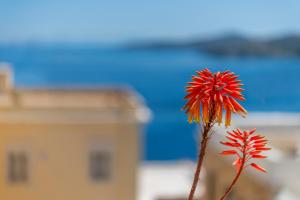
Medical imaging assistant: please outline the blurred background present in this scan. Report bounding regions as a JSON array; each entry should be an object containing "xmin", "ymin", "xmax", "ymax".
[{"xmin": 0, "ymin": 0, "xmax": 300, "ymax": 200}]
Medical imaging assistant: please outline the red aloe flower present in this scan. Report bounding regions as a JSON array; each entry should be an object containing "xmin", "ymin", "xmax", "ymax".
[
  {"xmin": 183, "ymin": 68, "xmax": 247, "ymax": 126},
  {"xmin": 220, "ymin": 128, "xmax": 270, "ymax": 172},
  {"xmin": 219, "ymin": 128, "xmax": 271, "ymax": 200}
]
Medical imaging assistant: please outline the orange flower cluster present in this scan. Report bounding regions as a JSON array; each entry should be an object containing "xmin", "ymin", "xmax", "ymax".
[
  {"xmin": 220, "ymin": 128, "xmax": 271, "ymax": 173},
  {"xmin": 183, "ymin": 69, "xmax": 247, "ymax": 126}
]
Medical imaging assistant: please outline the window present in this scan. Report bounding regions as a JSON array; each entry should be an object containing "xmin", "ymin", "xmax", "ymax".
[
  {"xmin": 7, "ymin": 152, "xmax": 29, "ymax": 183},
  {"xmin": 89, "ymin": 149, "xmax": 112, "ymax": 182}
]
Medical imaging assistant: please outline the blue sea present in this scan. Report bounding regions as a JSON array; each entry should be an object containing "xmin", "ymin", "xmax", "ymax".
[{"xmin": 0, "ymin": 44, "xmax": 300, "ymax": 160}]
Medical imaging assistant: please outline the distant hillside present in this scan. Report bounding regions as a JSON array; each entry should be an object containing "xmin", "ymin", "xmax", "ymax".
[{"xmin": 127, "ymin": 35, "xmax": 300, "ymax": 57}]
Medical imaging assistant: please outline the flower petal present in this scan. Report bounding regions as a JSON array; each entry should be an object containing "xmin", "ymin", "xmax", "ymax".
[
  {"xmin": 250, "ymin": 163, "xmax": 267, "ymax": 173},
  {"xmin": 220, "ymin": 150, "xmax": 237, "ymax": 155}
]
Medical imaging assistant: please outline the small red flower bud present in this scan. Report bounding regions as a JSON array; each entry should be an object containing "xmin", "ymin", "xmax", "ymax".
[{"xmin": 220, "ymin": 128, "xmax": 270, "ymax": 173}]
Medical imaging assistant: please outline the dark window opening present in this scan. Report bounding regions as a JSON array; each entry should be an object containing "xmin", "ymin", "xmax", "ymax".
[
  {"xmin": 89, "ymin": 150, "xmax": 112, "ymax": 182},
  {"xmin": 7, "ymin": 152, "xmax": 28, "ymax": 183}
]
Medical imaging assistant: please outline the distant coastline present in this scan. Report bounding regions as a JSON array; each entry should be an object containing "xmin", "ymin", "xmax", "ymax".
[{"xmin": 126, "ymin": 34, "xmax": 300, "ymax": 57}]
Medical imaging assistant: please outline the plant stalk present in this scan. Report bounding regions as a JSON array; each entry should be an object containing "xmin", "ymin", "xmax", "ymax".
[
  {"xmin": 219, "ymin": 147, "xmax": 246, "ymax": 200},
  {"xmin": 187, "ymin": 122, "xmax": 213, "ymax": 200}
]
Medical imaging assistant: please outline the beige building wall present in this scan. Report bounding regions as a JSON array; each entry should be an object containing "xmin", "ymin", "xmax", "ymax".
[
  {"xmin": 0, "ymin": 64, "xmax": 149, "ymax": 200},
  {"xmin": 0, "ymin": 122, "xmax": 140, "ymax": 200}
]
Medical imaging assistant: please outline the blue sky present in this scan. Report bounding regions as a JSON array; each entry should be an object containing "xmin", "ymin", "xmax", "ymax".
[{"xmin": 0, "ymin": 0, "xmax": 300, "ymax": 43}]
